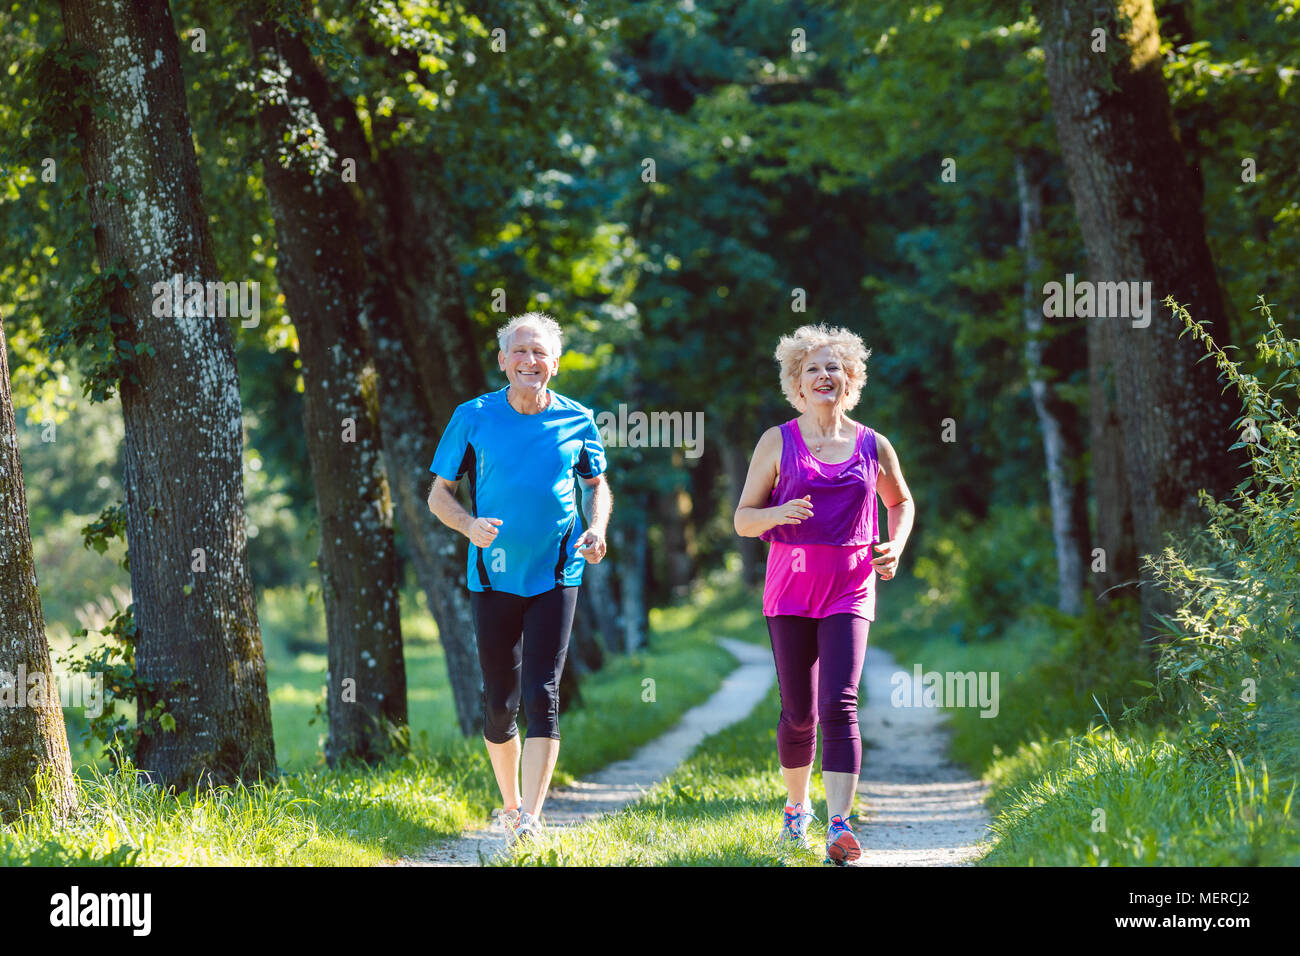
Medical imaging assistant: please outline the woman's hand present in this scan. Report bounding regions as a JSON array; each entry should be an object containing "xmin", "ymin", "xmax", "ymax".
[
  {"xmin": 871, "ymin": 540, "xmax": 902, "ymax": 580},
  {"xmin": 771, "ymin": 495, "xmax": 814, "ymax": 526},
  {"xmin": 467, "ymin": 516, "xmax": 503, "ymax": 548},
  {"xmin": 573, "ymin": 528, "xmax": 607, "ymax": 564}
]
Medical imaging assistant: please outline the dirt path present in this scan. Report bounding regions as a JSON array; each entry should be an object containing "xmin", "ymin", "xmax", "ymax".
[
  {"xmin": 390, "ymin": 637, "xmax": 774, "ymax": 866},
  {"xmin": 854, "ymin": 645, "xmax": 994, "ymax": 866},
  {"xmin": 387, "ymin": 638, "xmax": 994, "ymax": 867}
]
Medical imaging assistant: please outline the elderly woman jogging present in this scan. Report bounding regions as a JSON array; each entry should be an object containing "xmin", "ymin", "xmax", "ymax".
[
  {"xmin": 427, "ymin": 312, "xmax": 612, "ymax": 845},
  {"xmin": 734, "ymin": 323, "xmax": 914, "ymax": 865}
]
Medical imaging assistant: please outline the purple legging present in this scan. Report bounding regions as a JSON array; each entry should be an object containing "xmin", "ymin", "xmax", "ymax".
[{"xmin": 765, "ymin": 613, "xmax": 870, "ymax": 775}]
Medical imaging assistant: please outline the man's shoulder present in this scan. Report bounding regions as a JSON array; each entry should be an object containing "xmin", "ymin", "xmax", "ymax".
[
  {"xmin": 546, "ymin": 390, "xmax": 596, "ymax": 419},
  {"xmin": 454, "ymin": 389, "xmax": 507, "ymax": 417}
]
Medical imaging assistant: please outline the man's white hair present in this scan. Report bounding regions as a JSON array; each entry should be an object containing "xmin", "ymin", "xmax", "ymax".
[{"xmin": 497, "ymin": 311, "xmax": 564, "ymax": 359}]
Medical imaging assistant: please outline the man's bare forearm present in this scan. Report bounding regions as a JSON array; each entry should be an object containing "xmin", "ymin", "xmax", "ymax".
[
  {"xmin": 428, "ymin": 483, "xmax": 475, "ymax": 538},
  {"xmin": 582, "ymin": 479, "xmax": 612, "ymax": 535}
]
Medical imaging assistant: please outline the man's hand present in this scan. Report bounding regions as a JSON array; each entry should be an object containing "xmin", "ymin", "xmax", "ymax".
[
  {"xmin": 573, "ymin": 528, "xmax": 607, "ymax": 564},
  {"xmin": 467, "ymin": 516, "xmax": 503, "ymax": 548}
]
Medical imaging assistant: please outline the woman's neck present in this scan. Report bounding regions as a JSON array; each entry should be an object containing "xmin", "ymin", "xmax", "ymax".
[{"xmin": 803, "ymin": 405, "xmax": 845, "ymax": 436}]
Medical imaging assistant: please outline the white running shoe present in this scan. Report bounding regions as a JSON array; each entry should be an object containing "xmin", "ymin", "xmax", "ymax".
[
  {"xmin": 514, "ymin": 810, "xmax": 544, "ymax": 845},
  {"xmin": 491, "ymin": 807, "xmax": 521, "ymax": 845}
]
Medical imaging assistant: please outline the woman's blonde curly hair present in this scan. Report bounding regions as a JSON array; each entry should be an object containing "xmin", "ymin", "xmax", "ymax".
[{"xmin": 774, "ymin": 323, "xmax": 872, "ymax": 412}]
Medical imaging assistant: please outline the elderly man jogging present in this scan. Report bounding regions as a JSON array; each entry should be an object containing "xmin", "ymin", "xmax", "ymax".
[{"xmin": 427, "ymin": 311, "xmax": 612, "ymax": 846}]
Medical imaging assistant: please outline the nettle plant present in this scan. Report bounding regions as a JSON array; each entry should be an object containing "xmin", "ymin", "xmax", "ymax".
[{"xmin": 1140, "ymin": 296, "xmax": 1300, "ymax": 763}]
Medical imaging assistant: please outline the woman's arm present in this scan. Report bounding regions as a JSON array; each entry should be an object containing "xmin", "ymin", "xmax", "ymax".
[
  {"xmin": 734, "ymin": 426, "xmax": 812, "ymax": 537},
  {"xmin": 871, "ymin": 431, "xmax": 915, "ymax": 578}
]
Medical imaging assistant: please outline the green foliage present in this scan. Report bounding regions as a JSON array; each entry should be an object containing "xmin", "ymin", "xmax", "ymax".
[
  {"xmin": 1134, "ymin": 297, "xmax": 1300, "ymax": 779},
  {"xmin": 972, "ymin": 295, "xmax": 1300, "ymax": 865},
  {"xmin": 909, "ymin": 502, "xmax": 1058, "ymax": 642},
  {"xmin": 81, "ymin": 503, "xmax": 127, "ymax": 568},
  {"xmin": 54, "ymin": 596, "xmax": 175, "ymax": 768},
  {"xmin": 5, "ymin": 581, "xmax": 745, "ymax": 864},
  {"xmin": 39, "ymin": 262, "xmax": 154, "ymax": 403},
  {"xmin": 982, "ymin": 722, "xmax": 1298, "ymax": 866},
  {"xmin": 54, "ymin": 502, "xmax": 171, "ymax": 764}
]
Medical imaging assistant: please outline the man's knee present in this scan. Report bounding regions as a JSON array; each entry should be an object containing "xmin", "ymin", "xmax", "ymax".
[{"xmin": 520, "ymin": 682, "xmax": 559, "ymax": 735}]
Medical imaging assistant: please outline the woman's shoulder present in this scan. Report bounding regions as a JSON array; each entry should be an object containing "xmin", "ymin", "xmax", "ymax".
[{"xmin": 757, "ymin": 421, "xmax": 791, "ymax": 450}]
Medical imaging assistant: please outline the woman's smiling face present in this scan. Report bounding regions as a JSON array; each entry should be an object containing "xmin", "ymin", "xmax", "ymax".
[
  {"xmin": 499, "ymin": 324, "xmax": 559, "ymax": 390},
  {"xmin": 799, "ymin": 346, "xmax": 845, "ymax": 408}
]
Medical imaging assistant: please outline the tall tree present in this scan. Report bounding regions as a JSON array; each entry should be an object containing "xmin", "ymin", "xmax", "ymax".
[
  {"xmin": 246, "ymin": 16, "xmax": 407, "ymax": 763},
  {"xmin": 1033, "ymin": 0, "xmax": 1247, "ymax": 638},
  {"xmin": 0, "ymin": 307, "xmax": 77, "ymax": 821},
  {"xmin": 1016, "ymin": 155, "xmax": 1090, "ymax": 615},
  {"xmin": 59, "ymin": 0, "xmax": 275, "ymax": 786},
  {"xmin": 294, "ymin": 27, "xmax": 490, "ymax": 738}
]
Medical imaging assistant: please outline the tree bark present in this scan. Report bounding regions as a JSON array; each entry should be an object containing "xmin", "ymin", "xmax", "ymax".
[
  {"xmin": 613, "ymin": 496, "xmax": 649, "ymax": 653},
  {"xmin": 269, "ymin": 32, "xmax": 492, "ymax": 736},
  {"xmin": 1034, "ymin": 0, "xmax": 1246, "ymax": 639},
  {"xmin": 1015, "ymin": 156, "xmax": 1089, "ymax": 616},
  {"xmin": 246, "ymin": 20, "xmax": 406, "ymax": 764},
  {"xmin": 721, "ymin": 432, "xmax": 764, "ymax": 588},
  {"xmin": 300, "ymin": 74, "xmax": 489, "ymax": 737},
  {"xmin": 0, "ymin": 308, "xmax": 78, "ymax": 821},
  {"xmin": 573, "ymin": 556, "xmax": 617, "ymax": 670},
  {"xmin": 654, "ymin": 480, "xmax": 694, "ymax": 599},
  {"xmin": 60, "ymin": 0, "xmax": 275, "ymax": 787}
]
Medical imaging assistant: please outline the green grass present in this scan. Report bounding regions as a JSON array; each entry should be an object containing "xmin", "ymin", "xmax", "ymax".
[
  {"xmin": 869, "ymin": 575, "xmax": 1300, "ymax": 866},
  {"xmin": 980, "ymin": 723, "xmax": 1300, "ymax": 865},
  {"xmin": 2, "ymin": 575, "xmax": 752, "ymax": 866}
]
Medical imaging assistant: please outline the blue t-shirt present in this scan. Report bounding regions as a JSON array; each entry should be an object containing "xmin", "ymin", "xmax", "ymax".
[{"xmin": 429, "ymin": 387, "xmax": 608, "ymax": 596}]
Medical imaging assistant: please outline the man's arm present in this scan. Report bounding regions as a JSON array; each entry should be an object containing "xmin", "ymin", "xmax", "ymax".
[
  {"xmin": 428, "ymin": 475, "xmax": 504, "ymax": 550},
  {"xmin": 579, "ymin": 472, "xmax": 612, "ymax": 535},
  {"xmin": 427, "ymin": 476, "xmax": 474, "ymax": 536},
  {"xmin": 574, "ymin": 473, "xmax": 612, "ymax": 563}
]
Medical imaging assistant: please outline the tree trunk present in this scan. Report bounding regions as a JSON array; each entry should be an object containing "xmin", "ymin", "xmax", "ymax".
[
  {"xmin": 1087, "ymin": 290, "xmax": 1140, "ymax": 604},
  {"xmin": 246, "ymin": 20, "xmax": 406, "ymax": 764},
  {"xmin": 721, "ymin": 432, "xmax": 764, "ymax": 589},
  {"xmin": 1034, "ymin": 0, "xmax": 1246, "ymax": 640},
  {"xmin": 574, "ymin": 556, "xmax": 618, "ymax": 668},
  {"xmin": 60, "ymin": 0, "xmax": 275, "ymax": 787},
  {"xmin": 297, "ymin": 75, "xmax": 488, "ymax": 738},
  {"xmin": 654, "ymin": 480, "xmax": 694, "ymax": 599},
  {"xmin": 1015, "ymin": 156, "xmax": 1089, "ymax": 616},
  {"xmin": 613, "ymin": 496, "xmax": 649, "ymax": 653},
  {"xmin": 0, "ymin": 308, "xmax": 78, "ymax": 821},
  {"xmin": 371, "ymin": 150, "xmax": 494, "ymax": 735}
]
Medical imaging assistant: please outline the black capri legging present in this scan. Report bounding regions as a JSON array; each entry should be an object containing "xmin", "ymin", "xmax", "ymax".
[{"xmin": 472, "ymin": 585, "xmax": 580, "ymax": 744}]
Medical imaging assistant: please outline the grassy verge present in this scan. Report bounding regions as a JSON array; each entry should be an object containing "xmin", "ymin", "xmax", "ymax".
[
  {"xmin": 1, "ymin": 577, "xmax": 749, "ymax": 866},
  {"xmin": 870, "ymin": 577, "xmax": 1300, "ymax": 865},
  {"xmin": 980, "ymin": 721, "xmax": 1299, "ymax": 865}
]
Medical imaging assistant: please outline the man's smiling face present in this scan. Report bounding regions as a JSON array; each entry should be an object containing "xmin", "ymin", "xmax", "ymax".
[{"xmin": 499, "ymin": 325, "xmax": 559, "ymax": 391}]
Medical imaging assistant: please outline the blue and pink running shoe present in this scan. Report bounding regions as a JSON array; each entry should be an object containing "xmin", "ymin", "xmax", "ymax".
[
  {"xmin": 779, "ymin": 802, "xmax": 815, "ymax": 849},
  {"xmin": 825, "ymin": 814, "xmax": 861, "ymax": 865}
]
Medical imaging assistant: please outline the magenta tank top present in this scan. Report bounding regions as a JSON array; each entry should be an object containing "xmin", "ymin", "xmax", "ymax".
[
  {"xmin": 761, "ymin": 419, "xmax": 881, "ymax": 620},
  {"xmin": 760, "ymin": 419, "xmax": 880, "ymax": 546}
]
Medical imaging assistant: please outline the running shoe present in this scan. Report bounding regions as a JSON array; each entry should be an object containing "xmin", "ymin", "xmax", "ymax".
[
  {"xmin": 491, "ymin": 807, "xmax": 521, "ymax": 845},
  {"xmin": 514, "ymin": 810, "xmax": 544, "ymax": 845},
  {"xmin": 825, "ymin": 814, "xmax": 862, "ymax": 865},
  {"xmin": 779, "ymin": 802, "xmax": 816, "ymax": 849}
]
